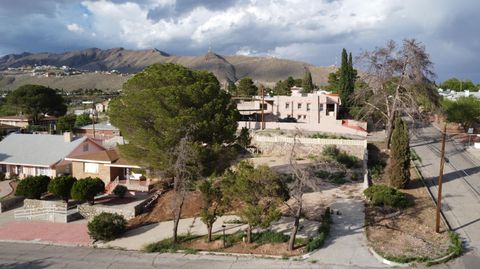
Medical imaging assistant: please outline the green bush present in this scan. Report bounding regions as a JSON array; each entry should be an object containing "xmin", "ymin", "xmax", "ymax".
[
  {"xmin": 364, "ymin": 185, "xmax": 414, "ymax": 208},
  {"xmin": 113, "ymin": 185, "xmax": 128, "ymax": 198},
  {"xmin": 336, "ymin": 152, "xmax": 360, "ymax": 168},
  {"xmin": 0, "ymin": 172, "xmax": 5, "ymax": 181},
  {"xmin": 15, "ymin": 175, "xmax": 51, "ymax": 199},
  {"xmin": 87, "ymin": 212, "xmax": 126, "ymax": 241},
  {"xmin": 71, "ymin": 177, "xmax": 105, "ymax": 204},
  {"xmin": 48, "ymin": 175, "xmax": 76, "ymax": 202},
  {"xmin": 314, "ymin": 170, "xmax": 330, "ymax": 179},
  {"xmin": 322, "ymin": 145, "xmax": 340, "ymax": 158},
  {"xmin": 143, "ymin": 234, "xmax": 198, "ymax": 253}
]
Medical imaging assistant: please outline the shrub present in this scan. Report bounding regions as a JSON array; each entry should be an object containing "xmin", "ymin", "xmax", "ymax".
[
  {"xmin": 87, "ymin": 212, "xmax": 126, "ymax": 241},
  {"xmin": 448, "ymin": 231, "xmax": 462, "ymax": 257},
  {"xmin": 364, "ymin": 185, "xmax": 414, "ymax": 208},
  {"xmin": 0, "ymin": 172, "xmax": 5, "ymax": 181},
  {"xmin": 71, "ymin": 177, "xmax": 105, "ymax": 204},
  {"xmin": 113, "ymin": 185, "xmax": 128, "ymax": 198},
  {"xmin": 322, "ymin": 145, "xmax": 340, "ymax": 158},
  {"xmin": 48, "ymin": 175, "xmax": 76, "ymax": 202},
  {"xmin": 314, "ymin": 170, "xmax": 330, "ymax": 179},
  {"xmin": 252, "ymin": 231, "xmax": 289, "ymax": 244},
  {"xmin": 15, "ymin": 175, "xmax": 51, "ymax": 199},
  {"xmin": 336, "ymin": 152, "xmax": 360, "ymax": 168}
]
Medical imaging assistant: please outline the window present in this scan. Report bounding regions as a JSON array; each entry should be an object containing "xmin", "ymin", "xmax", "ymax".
[
  {"xmin": 36, "ymin": 167, "xmax": 50, "ymax": 176},
  {"xmin": 319, "ymin": 104, "xmax": 324, "ymax": 111},
  {"xmin": 307, "ymin": 103, "xmax": 311, "ymax": 111},
  {"xmin": 260, "ymin": 103, "xmax": 267, "ymax": 110},
  {"xmin": 84, "ymin": 163, "xmax": 99, "ymax": 173},
  {"xmin": 303, "ymin": 115, "xmax": 307, "ymax": 119},
  {"xmin": 83, "ymin": 143, "xmax": 89, "ymax": 152},
  {"xmin": 297, "ymin": 103, "xmax": 302, "ymax": 109},
  {"xmin": 297, "ymin": 115, "xmax": 301, "ymax": 119},
  {"xmin": 285, "ymin": 103, "xmax": 290, "ymax": 109}
]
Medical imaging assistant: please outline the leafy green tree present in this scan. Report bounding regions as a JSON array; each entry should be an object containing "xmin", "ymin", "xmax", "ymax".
[
  {"xmin": 48, "ymin": 175, "xmax": 76, "ymax": 202},
  {"xmin": 440, "ymin": 78, "xmax": 477, "ymax": 91},
  {"xmin": 222, "ymin": 161, "xmax": 283, "ymax": 243},
  {"xmin": 443, "ymin": 96, "xmax": 480, "ymax": 130},
  {"xmin": 302, "ymin": 69, "xmax": 314, "ymax": 93},
  {"xmin": 272, "ymin": 80, "xmax": 291, "ymax": 96},
  {"xmin": 325, "ymin": 72, "xmax": 339, "ymax": 93},
  {"xmin": 388, "ymin": 118, "xmax": 410, "ymax": 189},
  {"xmin": 71, "ymin": 177, "xmax": 105, "ymax": 205},
  {"xmin": 56, "ymin": 114, "xmax": 77, "ymax": 133},
  {"xmin": 237, "ymin": 127, "xmax": 251, "ymax": 148},
  {"xmin": 6, "ymin": 85, "xmax": 67, "ymax": 123},
  {"xmin": 227, "ymin": 81, "xmax": 237, "ymax": 94},
  {"xmin": 236, "ymin": 77, "xmax": 258, "ymax": 96},
  {"xmin": 199, "ymin": 178, "xmax": 225, "ymax": 242},
  {"xmin": 75, "ymin": 113, "xmax": 92, "ymax": 127},
  {"xmin": 16, "ymin": 175, "xmax": 51, "ymax": 199},
  {"xmin": 109, "ymin": 63, "xmax": 239, "ymax": 177}
]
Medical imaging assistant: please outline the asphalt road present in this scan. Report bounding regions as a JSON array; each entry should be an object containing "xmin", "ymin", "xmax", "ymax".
[{"xmin": 412, "ymin": 125, "xmax": 480, "ymax": 253}]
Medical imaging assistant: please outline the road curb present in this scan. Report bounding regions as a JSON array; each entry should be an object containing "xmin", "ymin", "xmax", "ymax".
[
  {"xmin": 0, "ymin": 239, "xmax": 90, "ymax": 248},
  {"xmin": 368, "ymin": 246, "xmax": 456, "ymax": 267}
]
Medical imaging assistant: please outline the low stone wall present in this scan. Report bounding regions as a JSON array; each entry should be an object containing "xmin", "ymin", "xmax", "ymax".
[
  {"xmin": 252, "ymin": 135, "xmax": 367, "ymax": 159},
  {"xmin": 15, "ymin": 199, "xmax": 70, "ymax": 223},
  {"xmin": 23, "ymin": 199, "xmax": 68, "ymax": 210},
  {"xmin": 78, "ymin": 204, "xmax": 136, "ymax": 220},
  {"xmin": 0, "ymin": 196, "xmax": 24, "ymax": 213}
]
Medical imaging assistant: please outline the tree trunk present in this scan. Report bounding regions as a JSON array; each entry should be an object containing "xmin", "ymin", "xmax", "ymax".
[
  {"xmin": 246, "ymin": 224, "xmax": 252, "ymax": 243},
  {"xmin": 173, "ymin": 194, "xmax": 185, "ymax": 243},
  {"xmin": 207, "ymin": 224, "xmax": 213, "ymax": 242},
  {"xmin": 288, "ymin": 203, "xmax": 302, "ymax": 251},
  {"xmin": 385, "ymin": 113, "xmax": 396, "ymax": 149}
]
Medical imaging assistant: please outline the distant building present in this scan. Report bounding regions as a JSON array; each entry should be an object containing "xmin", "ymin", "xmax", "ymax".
[
  {"xmin": 95, "ymin": 99, "xmax": 110, "ymax": 113},
  {"xmin": 438, "ymin": 88, "xmax": 480, "ymax": 100},
  {"xmin": 75, "ymin": 123, "xmax": 121, "ymax": 140},
  {"xmin": 236, "ymin": 88, "xmax": 367, "ymax": 136}
]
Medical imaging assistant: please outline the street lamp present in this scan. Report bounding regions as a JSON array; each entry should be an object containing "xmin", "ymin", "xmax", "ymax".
[{"xmin": 222, "ymin": 225, "xmax": 226, "ymax": 248}]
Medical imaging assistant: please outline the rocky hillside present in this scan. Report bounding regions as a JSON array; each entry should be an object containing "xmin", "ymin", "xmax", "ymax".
[{"xmin": 0, "ymin": 48, "xmax": 336, "ymax": 91}]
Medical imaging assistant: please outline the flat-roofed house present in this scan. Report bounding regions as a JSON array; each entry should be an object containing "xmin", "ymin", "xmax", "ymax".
[{"xmin": 0, "ymin": 132, "xmax": 104, "ymax": 179}]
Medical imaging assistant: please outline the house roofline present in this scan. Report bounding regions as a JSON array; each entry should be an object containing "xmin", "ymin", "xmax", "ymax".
[{"xmin": 0, "ymin": 162, "xmax": 51, "ymax": 168}]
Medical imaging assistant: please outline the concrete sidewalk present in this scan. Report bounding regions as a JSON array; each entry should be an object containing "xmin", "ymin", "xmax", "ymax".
[
  {"xmin": 98, "ymin": 215, "xmax": 320, "ymax": 250},
  {"xmin": 0, "ymin": 180, "xmax": 13, "ymax": 198},
  {"xmin": 308, "ymin": 198, "xmax": 384, "ymax": 267}
]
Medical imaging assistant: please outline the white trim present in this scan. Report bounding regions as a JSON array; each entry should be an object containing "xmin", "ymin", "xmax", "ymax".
[
  {"xmin": 0, "ymin": 162, "xmax": 51, "ymax": 168},
  {"xmin": 105, "ymin": 164, "xmax": 141, "ymax": 169},
  {"xmin": 64, "ymin": 158, "xmax": 111, "ymax": 164}
]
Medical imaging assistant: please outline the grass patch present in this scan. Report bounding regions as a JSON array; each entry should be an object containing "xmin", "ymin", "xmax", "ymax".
[
  {"xmin": 310, "ymin": 133, "xmax": 348, "ymax": 140},
  {"xmin": 448, "ymin": 231, "xmax": 462, "ymax": 257},
  {"xmin": 314, "ymin": 170, "xmax": 347, "ymax": 185},
  {"xmin": 322, "ymin": 145, "xmax": 361, "ymax": 168},
  {"xmin": 410, "ymin": 149, "xmax": 422, "ymax": 163},
  {"xmin": 143, "ymin": 234, "xmax": 199, "ymax": 253}
]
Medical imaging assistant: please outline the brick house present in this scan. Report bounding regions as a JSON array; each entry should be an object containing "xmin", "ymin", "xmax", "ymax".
[
  {"xmin": 0, "ymin": 132, "xmax": 104, "ymax": 179},
  {"xmin": 75, "ymin": 123, "xmax": 121, "ymax": 140},
  {"xmin": 65, "ymin": 149, "xmax": 154, "ymax": 192}
]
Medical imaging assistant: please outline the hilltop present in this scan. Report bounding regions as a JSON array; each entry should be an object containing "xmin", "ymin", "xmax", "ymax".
[{"xmin": 0, "ymin": 48, "xmax": 336, "ymax": 91}]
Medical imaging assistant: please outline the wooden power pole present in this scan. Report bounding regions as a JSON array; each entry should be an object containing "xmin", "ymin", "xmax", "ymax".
[
  {"xmin": 436, "ymin": 123, "xmax": 447, "ymax": 233},
  {"xmin": 260, "ymin": 85, "xmax": 265, "ymax": 130}
]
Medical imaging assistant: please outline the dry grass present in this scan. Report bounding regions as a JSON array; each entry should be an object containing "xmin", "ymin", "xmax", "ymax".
[{"xmin": 366, "ymin": 168, "xmax": 450, "ymax": 260}]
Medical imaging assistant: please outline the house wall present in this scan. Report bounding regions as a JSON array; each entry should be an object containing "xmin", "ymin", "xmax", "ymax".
[
  {"xmin": 68, "ymin": 139, "xmax": 105, "ymax": 157},
  {"xmin": 3, "ymin": 165, "xmax": 56, "ymax": 179},
  {"xmin": 0, "ymin": 120, "xmax": 29, "ymax": 128},
  {"xmin": 71, "ymin": 161, "xmax": 111, "ymax": 185}
]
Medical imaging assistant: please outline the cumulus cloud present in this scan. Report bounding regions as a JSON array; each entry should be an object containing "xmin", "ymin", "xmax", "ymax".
[
  {"xmin": 0, "ymin": 0, "xmax": 479, "ymax": 81},
  {"xmin": 66, "ymin": 23, "xmax": 84, "ymax": 33}
]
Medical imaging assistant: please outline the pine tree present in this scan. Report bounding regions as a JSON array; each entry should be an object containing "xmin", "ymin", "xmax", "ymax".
[
  {"xmin": 338, "ymin": 49, "xmax": 356, "ymax": 113},
  {"xmin": 388, "ymin": 118, "xmax": 411, "ymax": 189},
  {"xmin": 302, "ymin": 69, "xmax": 314, "ymax": 93}
]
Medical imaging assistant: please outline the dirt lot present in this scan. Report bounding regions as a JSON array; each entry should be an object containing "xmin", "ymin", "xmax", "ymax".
[
  {"xmin": 128, "ymin": 190, "xmax": 202, "ymax": 228},
  {"xmin": 366, "ymin": 168, "xmax": 450, "ymax": 259},
  {"xmin": 183, "ymin": 238, "xmax": 306, "ymax": 256}
]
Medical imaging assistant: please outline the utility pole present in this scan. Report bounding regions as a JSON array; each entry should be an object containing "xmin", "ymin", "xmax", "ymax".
[
  {"xmin": 436, "ymin": 123, "xmax": 447, "ymax": 233},
  {"xmin": 92, "ymin": 103, "xmax": 97, "ymax": 139},
  {"xmin": 260, "ymin": 84, "xmax": 265, "ymax": 130}
]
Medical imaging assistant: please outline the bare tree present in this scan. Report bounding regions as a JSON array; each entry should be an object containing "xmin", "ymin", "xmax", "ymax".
[
  {"xmin": 355, "ymin": 39, "xmax": 439, "ymax": 148},
  {"xmin": 286, "ymin": 132, "xmax": 320, "ymax": 251},
  {"xmin": 172, "ymin": 135, "xmax": 199, "ymax": 243}
]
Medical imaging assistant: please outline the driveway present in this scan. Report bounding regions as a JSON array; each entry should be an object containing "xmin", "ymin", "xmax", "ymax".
[
  {"xmin": 308, "ymin": 198, "xmax": 384, "ymax": 267},
  {"xmin": 0, "ymin": 220, "xmax": 91, "ymax": 246},
  {"xmin": 0, "ymin": 180, "xmax": 13, "ymax": 198}
]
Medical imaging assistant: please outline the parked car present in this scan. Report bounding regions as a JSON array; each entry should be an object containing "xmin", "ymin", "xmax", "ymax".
[{"xmin": 277, "ymin": 116, "xmax": 297, "ymax": 123}]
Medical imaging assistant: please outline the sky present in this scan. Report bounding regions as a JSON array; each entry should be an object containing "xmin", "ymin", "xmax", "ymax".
[{"xmin": 0, "ymin": 0, "xmax": 479, "ymax": 83}]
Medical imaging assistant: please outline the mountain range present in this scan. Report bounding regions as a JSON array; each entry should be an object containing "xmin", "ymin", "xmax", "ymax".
[{"xmin": 0, "ymin": 48, "xmax": 336, "ymax": 91}]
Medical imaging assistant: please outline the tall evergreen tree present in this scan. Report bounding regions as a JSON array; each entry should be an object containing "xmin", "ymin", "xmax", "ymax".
[
  {"xmin": 388, "ymin": 118, "xmax": 410, "ymax": 189},
  {"xmin": 302, "ymin": 68, "xmax": 314, "ymax": 93},
  {"xmin": 338, "ymin": 49, "xmax": 355, "ymax": 113}
]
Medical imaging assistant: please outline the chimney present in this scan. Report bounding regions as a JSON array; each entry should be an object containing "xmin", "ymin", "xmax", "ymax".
[{"xmin": 64, "ymin": 132, "xmax": 73, "ymax": 142}]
